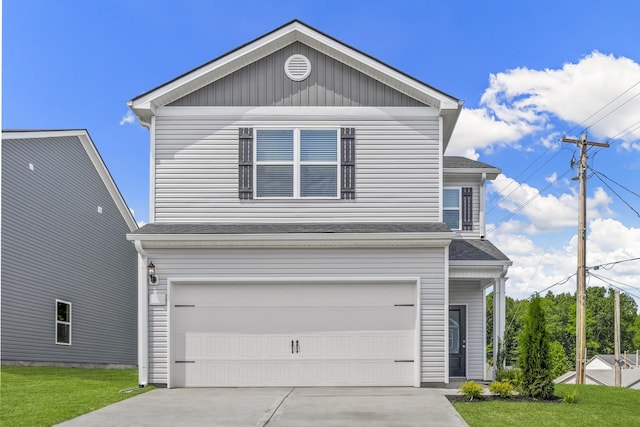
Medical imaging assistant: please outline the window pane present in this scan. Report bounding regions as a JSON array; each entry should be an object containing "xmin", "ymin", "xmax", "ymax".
[
  {"xmin": 57, "ymin": 324, "xmax": 70, "ymax": 344},
  {"xmin": 57, "ymin": 302, "xmax": 70, "ymax": 322},
  {"xmin": 256, "ymin": 165, "xmax": 293, "ymax": 197},
  {"xmin": 300, "ymin": 130, "xmax": 337, "ymax": 161},
  {"xmin": 443, "ymin": 189, "xmax": 460, "ymax": 208},
  {"xmin": 443, "ymin": 210, "xmax": 460, "ymax": 229},
  {"xmin": 256, "ymin": 130, "xmax": 293, "ymax": 161},
  {"xmin": 301, "ymin": 165, "xmax": 337, "ymax": 197}
]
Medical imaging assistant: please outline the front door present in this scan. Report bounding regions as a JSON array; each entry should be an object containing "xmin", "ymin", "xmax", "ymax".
[{"xmin": 449, "ymin": 305, "xmax": 466, "ymax": 377}]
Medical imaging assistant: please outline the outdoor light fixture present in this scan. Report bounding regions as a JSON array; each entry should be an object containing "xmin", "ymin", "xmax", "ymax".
[{"xmin": 148, "ymin": 261, "xmax": 157, "ymax": 284}]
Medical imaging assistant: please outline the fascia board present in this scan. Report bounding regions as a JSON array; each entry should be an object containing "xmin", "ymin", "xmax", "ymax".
[
  {"xmin": 3, "ymin": 130, "xmax": 138, "ymax": 231},
  {"xmin": 129, "ymin": 23, "xmax": 300, "ymax": 111},
  {"xmin": 76, "ymin": 131, "xmax": 139, "ymax": 231},
  {"xmin": 449, "ymin": 260, "xmax": 513, "ymax": 267},
  {"xmin": 444, "ymin": 168, "xmax": 502, "ymax": 179},
  {"xmin": 292, "ymin": 25, "xmax": 459, "ymax": 111},
  {"xmin": 129, "ymin": 21, "xmax": 460, "ymax": 117},
  {"xmin": 127, "ymin": 231, "xmax": 454, "ymax": 248}
]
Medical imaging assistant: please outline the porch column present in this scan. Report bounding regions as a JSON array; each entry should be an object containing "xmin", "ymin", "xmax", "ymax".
[{"xmin": 492, "ymin": 277, "xmax": 506, "ymax": 373}]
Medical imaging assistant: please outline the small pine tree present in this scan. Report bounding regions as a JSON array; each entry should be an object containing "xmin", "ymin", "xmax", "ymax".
[{"xmin": 518, "ymin": 295, "xmax": 555, "ymax": 399}]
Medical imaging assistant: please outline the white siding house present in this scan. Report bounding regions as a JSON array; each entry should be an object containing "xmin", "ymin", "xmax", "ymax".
[{"xmin": 127, "ymin": 20, "xmax": 511, "ymax": 387}]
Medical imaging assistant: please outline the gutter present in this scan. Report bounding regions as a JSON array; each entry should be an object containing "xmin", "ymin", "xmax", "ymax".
[{"xmin": 133, "ymin": 241, "xmax": 149, "ymax": 387}]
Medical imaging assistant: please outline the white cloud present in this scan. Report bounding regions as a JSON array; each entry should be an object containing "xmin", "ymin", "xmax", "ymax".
[
  {"xmin": 545, "ymin": 172, "xmax": 557, "ymax": 184},
  {"xmin": 447, "ymin": 51, "xmax": 640, "ymax": 155},
  {"xmin": 488, "ymin": 175, "xmax": 613, "ymax": 233},
  {"xmin": 491, "ymin": 219, "xmax": 640, "ymax": 306},
  {"xmin": 119, "ymin": 111, "xmax": 135, "ymax": 125}
]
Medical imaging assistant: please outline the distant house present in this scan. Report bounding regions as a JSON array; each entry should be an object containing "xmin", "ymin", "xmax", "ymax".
[
  {"xmin": 1, "ymin": 130, "xmax": 138, "ymax": 367},
  {"xmin": 555, "ymin": 354, "xmax": 640, "ymax": 389},
  {"xmin": 126, "ymin": 20, "xmax": 512, "ymax": 388}
]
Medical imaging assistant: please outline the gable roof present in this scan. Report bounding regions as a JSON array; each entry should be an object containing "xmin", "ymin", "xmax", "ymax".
[
  {"xmin": 2, "ymin": 129, "xmax": 138, "ymax": 231},
  {"xmin": 128, "ymin": 20, "xmax": 462, "ymax": 144}
]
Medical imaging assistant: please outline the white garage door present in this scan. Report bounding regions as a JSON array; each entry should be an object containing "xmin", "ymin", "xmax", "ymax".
[{"xmin": 170, "ymin": 282, "xmax": 416, "ymax": 387}]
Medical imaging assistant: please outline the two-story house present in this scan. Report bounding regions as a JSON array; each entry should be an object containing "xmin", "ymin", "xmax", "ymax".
[
  {"xmin": 127, "ymin": 20, "xmax": 511, "ymax": 388},
  {"xmin": 2, "ymin": 129, "xmax": 138, "ymax": 367}
]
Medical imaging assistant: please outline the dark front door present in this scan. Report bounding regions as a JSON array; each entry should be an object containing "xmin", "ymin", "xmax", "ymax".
[{"xmin": 449, "ymin": 305, "xmax": 466, "ymax": 377}]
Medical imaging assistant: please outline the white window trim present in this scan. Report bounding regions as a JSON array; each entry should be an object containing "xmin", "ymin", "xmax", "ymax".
[
  {"xmin": 55, "ymin": 299, "xmax": 72, "ymax": 346},
  {"xmin": 443, "ymin": 187, "xmax": 462, "ymax": 231},
  {"xmin": 254, "ymin": 127, "xmax": 340, "ymax": 200}
]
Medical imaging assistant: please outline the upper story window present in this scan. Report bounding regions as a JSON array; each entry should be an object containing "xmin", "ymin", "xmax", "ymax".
[
  {"xmin": 443, "ymin": 188, "xmax": 461, "ymax": 230},
  {"xmin": 55, "ymin": 299, "xmax": 72, "ymax": 345},
  {"xmin": 239, "ymin": 127, "xmax": 355, "ymax": 200},
  {"xmin": 255, "ymin": 129, "xmax": 338, "ymax": 199},
  {"xmin": 443, "ymin": 187, "xmax": 474, "ymax": 231}
]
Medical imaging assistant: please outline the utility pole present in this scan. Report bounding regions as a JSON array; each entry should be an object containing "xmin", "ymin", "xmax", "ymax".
[
  {"xmin": 562, "ymin": 134, "xmax": 609, "ymax": 384},
  {"xmin": 614, "ymin": 290, "xmax": 621, "ymax": 387}
]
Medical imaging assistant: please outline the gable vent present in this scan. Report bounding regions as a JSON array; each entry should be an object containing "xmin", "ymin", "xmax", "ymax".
[{"xmin": 285, "ymin": 54, "xmax": 311, "ymax": 81}]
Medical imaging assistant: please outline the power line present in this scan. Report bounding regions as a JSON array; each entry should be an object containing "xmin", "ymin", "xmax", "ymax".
[
  {"xmin": 486, "ymin": 168, "xmax": 572, "ymax": 234},
  {"xmin": 583, "ymin": 90, "xmax": 640, "ymax": 132},
  {"xmin": 588, "ymin": 272, "xmax": 640, "ymax": 301},
  {"xmin": 487, "ymin": 148, "xmax": 565, "ymax": 214},
  {"xmin": 570, "ymin": 79, "xmax": 640, "ymax": 135},
  {"xmin": 588, "ymin": 257, "xmax": 640, "ymax": 271},
  {"xmin": 592, "ymin": 171, "xmax": 640, "ymax": 218},
  {"xmin": 592, "ymin": 170, "xmax": 640, "ymax": 200}
]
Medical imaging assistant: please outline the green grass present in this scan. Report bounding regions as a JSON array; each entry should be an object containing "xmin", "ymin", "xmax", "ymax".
[
  {"xmin": 1, "ymin": 366, "xmax": 153, "ymax": 427},
  {"xmin": 452, "ymin": 384, "xmax": 640, "ymax": 427}
]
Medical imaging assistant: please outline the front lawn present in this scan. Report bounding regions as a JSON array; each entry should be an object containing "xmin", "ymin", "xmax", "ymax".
[
  {"xmin": 452, "ymin": 384, "xmax": 640, "ymax": 427},
  {"xmin": 0, "ymin": 366, "xmax": 153, "ymax": 427}
]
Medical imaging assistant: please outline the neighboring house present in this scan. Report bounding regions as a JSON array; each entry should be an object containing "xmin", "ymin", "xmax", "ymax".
[
  {"xmin": 586, "ymin": 353, "xmax": 638, "ymax": 370},
  {"xmin": 126, "ymin": 20, "xmax": 511, "ymax": 388},
  {"xmin": 556, "ymin": 354, "xmax": 640, "ymax": 389},
  {"xmin": 1, "ymin": 130, "xmax": 138, "ymax": 367}
]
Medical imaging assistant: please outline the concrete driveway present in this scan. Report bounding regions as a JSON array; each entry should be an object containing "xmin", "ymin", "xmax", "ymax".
[{"xmin": 56, "ymin": 387, "xmax": 467, "ymax": 427}]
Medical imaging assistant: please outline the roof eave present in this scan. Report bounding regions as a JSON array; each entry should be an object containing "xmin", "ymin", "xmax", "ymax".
[
  {"xmin": 3, "ymin": 130, "xmax": 138, "ymax": 231},
  {"xmin": 128, "ymin": 20, "xmax": 460, "ymax": 123},
  {"xmin": 126, "ymin": 230, "xmax": 455, "ymax": 248}
]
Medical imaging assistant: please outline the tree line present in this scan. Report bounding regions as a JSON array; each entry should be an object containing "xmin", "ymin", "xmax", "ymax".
[{"xmin": 487, "ymin": 286, "xmax": 640, "ymax": 371}]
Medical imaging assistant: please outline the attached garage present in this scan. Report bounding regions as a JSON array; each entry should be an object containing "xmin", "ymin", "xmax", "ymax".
[{"xmin": 168, "ymin": 280, "xmax": 419, "ymax": 387}]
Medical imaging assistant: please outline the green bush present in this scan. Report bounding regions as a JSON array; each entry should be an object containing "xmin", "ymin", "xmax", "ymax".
[
  {"xmin": 562, "ymin": 388, "xmax": 580, "ymax": 404},
  {"xmin": 496, "ymin": 366, "xmax": 523, "ymax": 391},
  {"xmin": 459, "ymin": 380, "xmax": 484, "ymax": 401},
  {"xmin": 489, "ymin": 380, "xmax": 514, "ymax": 398},
  {"xmin": 518, "ymin": 295, "xmax": 555, "ymax": 399}
]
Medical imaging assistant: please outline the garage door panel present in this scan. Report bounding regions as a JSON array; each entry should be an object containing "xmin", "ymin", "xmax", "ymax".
[
  {"xmin": 171, "ymin": 282, "xmax": 417, "ymax": 387},
  {"xmin": 175, "ymin": 307, "xmax": 414, "ymax": 334}
]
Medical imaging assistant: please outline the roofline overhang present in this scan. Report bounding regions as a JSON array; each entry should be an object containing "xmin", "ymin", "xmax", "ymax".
[
  {"xmin": 2, "ymin": 129, "xmax": 138, "ymax": 231},
  {"xmin": 444, "ymin": 167, "xmax": 501, "ymax": 180},
  {"xmin": 128, "ymin": 20, "xmax": 461, "ymax": 139},
  {"xmin": 127, "ymin": 231, "xmax": 454, "ymax": 249}
]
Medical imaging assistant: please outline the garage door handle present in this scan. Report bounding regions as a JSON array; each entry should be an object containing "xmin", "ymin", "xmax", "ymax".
[
  {"xmin": 296, "ymin": 340, "xmax": 300, "ymax": 353},
  {"xmin": 291, "ymin": 340, "xmax": 294, "ymax": 354}
]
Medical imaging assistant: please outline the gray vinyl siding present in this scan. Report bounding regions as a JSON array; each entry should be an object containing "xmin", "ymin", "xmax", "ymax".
[
  {"xmin": 153, "ymin": 108, "xmax": 441, "ymax": 223},
  {"xmin": 1, "ymin": 137, "xmax": 137, "ymax": 365},
  {"xmin": 449, "ymin": 281, "xmax": 484, "ymax": 380},
  {"xmin": 169, "ymin": 42, "xmax": 424, "ymax": 108},
  {"xmin": 142, "ymin": 246, "xmax": 447, "ymax": 385},
  {"xmin": 443, "ymin": 175, "xmax": 481, "ymax": 238}
]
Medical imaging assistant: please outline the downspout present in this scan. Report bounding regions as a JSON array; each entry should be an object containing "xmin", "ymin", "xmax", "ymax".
[
  {"xmin": 480, "ymin": 172, "xmax": 487, "ymax": 238},
  {"xmin": 134, "ymin": 240, "xmax": 149, "ymax": 387}
]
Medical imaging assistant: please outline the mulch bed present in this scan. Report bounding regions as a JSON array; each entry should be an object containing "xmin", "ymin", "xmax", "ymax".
[{"xmin": 446, "ymin": 394, "xmax": 563, "ymax": 403}]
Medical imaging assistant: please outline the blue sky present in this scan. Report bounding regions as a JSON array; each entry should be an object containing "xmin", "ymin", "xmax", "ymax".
[{"xmin": 4, "ymin": 0, "xmax": 640, "ymax": 303}]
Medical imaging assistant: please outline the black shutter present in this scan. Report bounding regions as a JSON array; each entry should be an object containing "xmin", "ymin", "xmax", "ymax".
[
  {"xmin": 462, "ymin": 187, "xmax": 473, "ymax": 231},
  {"xmin": 238, "ymin": 128, "xmax": 253, "ymax": 200},
  {"xmin": 341, "ymin": 128, "xmax": 356, "ymax": 199}
]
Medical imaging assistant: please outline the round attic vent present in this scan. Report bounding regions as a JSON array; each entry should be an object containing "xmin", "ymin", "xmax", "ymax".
[{"xmin": 285, "ymin": 54, "xmax": 311, "ymax": 81}]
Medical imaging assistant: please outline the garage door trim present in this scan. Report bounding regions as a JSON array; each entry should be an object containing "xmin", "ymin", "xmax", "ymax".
[{"xmin": 167, "ymin": 276, "xmax": 421, "ymax": 388}]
